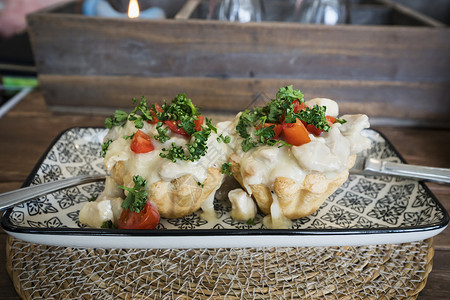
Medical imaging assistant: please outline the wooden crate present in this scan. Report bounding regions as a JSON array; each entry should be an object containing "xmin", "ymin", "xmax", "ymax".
[{"xmin": 27, "ymin": 0, "xmax": 450, "ymax": 124}]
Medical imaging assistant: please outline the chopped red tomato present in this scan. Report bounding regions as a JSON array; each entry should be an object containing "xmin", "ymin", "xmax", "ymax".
[
  {"xmin": 282, "ymin": 119, "xmax": 311, "ymax": 146},
  {"xmin": 130, "ymin": 130, "xmax": 154, "ymax": 153},
  {"xmin": 118, "ymin": 201, "xmax": 160, "ymax": 230},
  {"xmin": 305, "ymin": 116, "xmax": 337, "ymax": 136},
  {"xmin": 194, "ymin": 115, "xmax": 204, "ymax": 132},
  {"xmin": 256, "ymin": 122, "xmax": 283, "ymax": 138},
  {"xmin": 147, "ymin": 103, "xmax": 163, "ymax": 124},
  {"xmin": 306, "ymin": 124, "xmax": 323, "ymax": 136},
  {"xmin": 293, "ymin": 100, "xmax": 306, "ymax": 113},
  {"xmin": 164, "ymin": 120, "xmax": 190, "ymax": 136},
  {"xmin": 165, "ymin": 116, "xmax": 204, "ymax": 136},
  {"xmin": 326, "ymin": 115, "xmax": 336, "ymax": 126}
]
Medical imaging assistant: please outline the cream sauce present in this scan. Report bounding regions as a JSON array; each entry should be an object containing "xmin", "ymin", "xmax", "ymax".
[
  {"xmin": 81, "ymin": 118, "xmax": 231, "ymax": 228},
  {"xmin": 228, "ymin": 189, "xmax": 257, "ymax": 221},
  {"xmin": 262, "ymin": 194, "xmax": 293, "ymax": 229},
  {"xmin": 230, "ymin": 99, "xmax": 371, "ymax": 228}
]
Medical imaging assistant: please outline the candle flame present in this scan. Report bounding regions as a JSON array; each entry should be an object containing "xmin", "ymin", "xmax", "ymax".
[{"xmin": 128, "ymin": 0, "xmax": 140, "ymax": 18}]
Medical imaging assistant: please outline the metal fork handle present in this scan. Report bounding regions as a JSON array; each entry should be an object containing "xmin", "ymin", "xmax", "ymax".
[
  {"xmin": 0, "ymin": 174, "xmax": 106, "ymax": 211},
  {"xmin": 366, "ymin": 158, "xmax": 450, "ymax": 184}
]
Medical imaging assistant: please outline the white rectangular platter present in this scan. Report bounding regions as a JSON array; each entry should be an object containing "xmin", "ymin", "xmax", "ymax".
[{"xmin": 2, "ymin": 127, "xmax": 448, "ymax": 248}]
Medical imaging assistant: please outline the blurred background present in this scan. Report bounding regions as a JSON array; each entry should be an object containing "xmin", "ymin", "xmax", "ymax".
[{"xmin": 0, "ymin": 0, "xmax": 449, "ymax": 118}]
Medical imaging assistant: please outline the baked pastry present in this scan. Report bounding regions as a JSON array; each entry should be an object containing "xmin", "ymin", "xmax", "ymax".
[
  {"xmin": 223, "ymin": 85, "xmax": 371, "ymax": 228},
  {"xmin": 79, "ymin": 94, "xmax": 229, "ymax": 229}
]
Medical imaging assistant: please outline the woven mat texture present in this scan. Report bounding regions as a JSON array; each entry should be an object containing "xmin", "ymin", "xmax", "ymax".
[{"xmin": 7, "ymin": 236, "xmax": 433, "ymax": 299}]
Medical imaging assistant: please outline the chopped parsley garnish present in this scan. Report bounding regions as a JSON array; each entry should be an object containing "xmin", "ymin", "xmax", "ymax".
[
  {"xmin": 241, "ymin": 137, "xmax": 258, "ymax": 152},
  {"xmin": 236, "ymin": 85, "xmax": 344, "ymax": 152},
  {"xmin": 221, "ymin": 162, "xmax": 233, "ymax": 176},
  {"xmin": 100, "ymin": 140, "xmax": 113, "ymax": 158},
  {"xmin": 187, "ymin": 128, "xmax": 212, "ymax": 161},
  {"xmin": 119, "ymin": 175, "xmax": 148, "ymax": 213},
  {"xmin": 276, "ymin": 85, "xmax": 304, "ymax": 103},
  {"xmin": 105, "ymin": 110, "xmax": 128, "ymax": 128},
  {"xmin": 217, "ymin": 134, "xmax": 231, "ymax": 143},
  {"xmin": 105, "ymin": 96, "xmax": 153, "ymax": 129},
  {"xmin": 154, "ymin": 122, "xmax": 169, "ymax": 143},
  {"xmin": 104, "ymin": 94, "xmax": 219, "ymax": 162},
  {"xmin": 205, "ymin": 118, "xmax": 217, "ymax": 133},
  {"xmin": 246, "ymin": 218, "xmax": 256, "ymax": 225},
  {"xmin": 197, "ymin": 181, "xmax": 204, "ymax": 188},
  {"xmin": 297, "ymin": 105, "xmax": 330, "ymax": 131},
  {"xmin": 159, "ymin": 126, "xmax": 214, "ymax": 162},
  {"xmin": 335, "ymin": 117, "xmax": 347, "ymax": 124},
  {"xmin": 156, "ymin": 94, "xmax": 200, "ymax": 136},
  {"xmin": 159, "ymin": 143, "xmax": 187, "ymax": 162},
  {"xmin": 101, "ymin": 220, "xmax": 117, "ymax": 229}
]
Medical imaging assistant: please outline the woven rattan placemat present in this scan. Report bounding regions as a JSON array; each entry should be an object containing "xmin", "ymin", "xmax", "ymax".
[{"xmin": 7, "ymin": 236, "xmax": 433, "ymax": 299}]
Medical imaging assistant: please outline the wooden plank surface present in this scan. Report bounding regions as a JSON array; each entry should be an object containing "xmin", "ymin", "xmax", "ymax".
[
  {"xmin": 26, "ymin": 5, "xmax": 450, "ymax": 121},
  {"xmin": 38, "ymin": 75, "xmax": 450, "ymax": 122},
  {"xmin": 0, "ymin": 90, "xmax": 449, "ymax": 299},
  {"xmin": 27, "ymin": 15, "xmax": 450, "ymax": 82}
]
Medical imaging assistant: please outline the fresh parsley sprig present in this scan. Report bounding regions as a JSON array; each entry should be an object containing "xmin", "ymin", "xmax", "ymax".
[
  {"xmin": 105, "ymin": 96, "xmax": 154, "ymax": 129},
  {"xmin": 236, "ymin": 85, "xmax": 343, "ymax": 152},
  {"xmin": 105, "ymin": 110, "xmax": 128, "ymax": 128},
  {"xmin": 101, "ymin": 220, "xmax": 117, "ymax": 229},
  {"xmin": 100, "ymin": 140, "xmax": 113, "ymax": 158},
  {"xmin": 119, "ymin": 175, "xmax": 148, "ymax": 213},
  {"xmin": 159, "ymin": 143, "xmax": 187, "ymax": 162},
  {"xmin": 154, "ymin": 122, "xmax": 169, "ymax": 143},
  {"xmin": 297, "ymin": 105, "xmax": 330, "ymax": 131},
  {"xmin": 156, "ymin": 94, "xmax": 201, "ymax": 136},
  {"xmin": 159, "ymin": 125, "xmax": 214, "ymax": 162},
  {"xmin": 104, "ymin": 94, "xmax": 219, "ymax": 163},
  {"xmin": 217, "ymin": 134, "xmax": 231, "ymax": 143},
  {"xmin": 221, "ymin": 162, "xmax": 233, "ymax": 176},
  {"xmin": 276, "ymin": 85, "xmax": 304, "ymax": 103},
  {"xmin": 156, "ymin": 95, "xmax": 218, "ymax": 162}
]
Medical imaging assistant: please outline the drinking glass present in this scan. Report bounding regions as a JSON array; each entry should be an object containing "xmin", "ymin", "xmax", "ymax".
[
  {"xmin": 296, "ymin": 0, "xmax": 348, "ymax": 25},
  {"xmin": 217, "ymin": 0, "xmax": 263, "ymax": 22}
]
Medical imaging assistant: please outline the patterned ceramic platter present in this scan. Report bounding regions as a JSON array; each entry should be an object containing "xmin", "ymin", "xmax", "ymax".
[{"xmin": 1, "ymin": 127, "xmax": 448, "ymax": 248}]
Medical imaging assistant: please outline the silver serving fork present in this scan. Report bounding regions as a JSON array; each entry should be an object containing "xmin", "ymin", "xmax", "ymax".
[
  {"xmin": 0, "ymin": 174, "xmax": 106, "ymax": 211},
  {"xmin": 350, "ymin": 156, "xmax": 450, "ymax": 184}
]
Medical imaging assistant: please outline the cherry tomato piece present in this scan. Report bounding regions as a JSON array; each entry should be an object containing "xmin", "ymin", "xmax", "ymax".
[
  {"xmin": 293, "ymin": 100, "xmax": 306, "ymax": 113},
  {"xmin": 194, "ymin": 115, "xmax": 204, "ymax": 132},
  {"xmin": 306, "ymin": 124, "xmax": 323, "ymax": 136},
  {"xmin": 147, "ymin": 103, "xmax": 163, "ymax": 124},
  {"xmin": 282, "ymin": 119, "xmax": 311, "ymax": 146},
  {"xmin": 165, "ymin": 116, "xmax": 204, "ymax": 136},
  {"xmin": 164, "ymin": 120, "xmax": 190, "ymax": 136},
  {"xmin": 130, "ymin": 130, "xmax": 154, "ymax": 153},
  {"xmin": 256, "ymin": 122, "xmax": 283, "ymax": 138},
  {"xmin": 326, "ymin": 115, "xmax": 336, "ymax": 127},
  {"xmin": 118, "ymin": 201, "xmax": 160, "ymax": 230}
]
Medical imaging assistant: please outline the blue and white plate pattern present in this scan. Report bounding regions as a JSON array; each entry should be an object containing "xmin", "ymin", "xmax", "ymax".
[{"xmin": 2, "ymin": 127, "xmax": 448, "ymax": 248}]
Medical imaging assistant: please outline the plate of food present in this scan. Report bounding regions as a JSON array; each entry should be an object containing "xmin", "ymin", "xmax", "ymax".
[{"xmin": 1, "ymin": 86, "xmax": 448, "ymax": 248}]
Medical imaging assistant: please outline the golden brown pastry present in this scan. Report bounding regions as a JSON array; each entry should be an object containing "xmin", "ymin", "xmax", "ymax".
[
  {"xmin": 79, "ymin": 94, "xmax": 229, "ymax": 228},
  {"xmin": 222, "ymin": 86, "xmax": 370, "ymax": 228}
]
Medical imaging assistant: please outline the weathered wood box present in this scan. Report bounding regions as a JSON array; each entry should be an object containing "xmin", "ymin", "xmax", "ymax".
[{"xmin": 27, "ymin": 0, "xmax": 450, "ymax": 124}]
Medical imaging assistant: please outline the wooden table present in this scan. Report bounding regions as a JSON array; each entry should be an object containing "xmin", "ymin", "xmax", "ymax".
[{"xmin": 0, "ymin": 90, "xmax": 449, "ymax": 299}]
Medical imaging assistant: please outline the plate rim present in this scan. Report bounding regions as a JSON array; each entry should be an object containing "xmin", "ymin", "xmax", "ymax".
[{"xmin": 2, "ymin": 126, "xmax": 449, "ymax": 238}]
